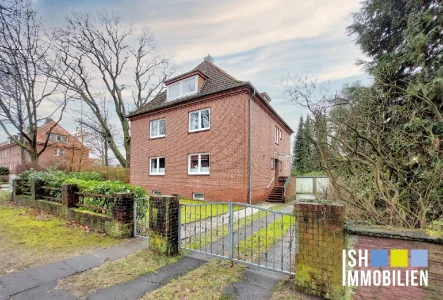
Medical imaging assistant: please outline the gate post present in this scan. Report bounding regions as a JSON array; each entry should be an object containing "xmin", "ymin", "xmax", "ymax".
[
  {"xmin": 149, "ymin": 195, "xmax": 180, "ymax": 256},
  {"xmin": 228, "ymin": 202, "xmax": 234, "ymax": 259},
  {"xmin": 293, "ymin": 202, "xmax": 345, "ymax": 299}
]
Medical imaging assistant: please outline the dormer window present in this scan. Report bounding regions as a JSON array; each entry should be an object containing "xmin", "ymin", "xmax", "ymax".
[{"xmin": 166, "ymin": 75, "xmax": 198, "ymax": 101}]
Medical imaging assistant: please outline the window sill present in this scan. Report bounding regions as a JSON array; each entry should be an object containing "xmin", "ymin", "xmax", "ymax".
[
  {"xmin": 150, "ymin": 135, "xmax": 165, "ymax": 140},
  {"xmin": 149, "ymin": 173, "xmax": 165, "ymax": 176},
  {"xmin": 188, "ymin": 173, "xmax": 210, "ymax": 176},
  {"xmin": 188, "ymin": 128, "xmax": 210, "ymax": 134}
]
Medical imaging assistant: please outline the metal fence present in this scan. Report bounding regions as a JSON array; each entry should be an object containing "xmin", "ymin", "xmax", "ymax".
[
  {"xmin": 179, "ymin": 202, "xmax": 297, "ymax": 274},
  {"xmin": 134, "ymin": 197, "xmax": 150, "ymax": 237}
]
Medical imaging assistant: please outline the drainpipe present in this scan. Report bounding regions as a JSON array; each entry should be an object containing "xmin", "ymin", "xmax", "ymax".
[{"xmin": 248, "ymin": 89, "xmax": 255, "ymax": 205}]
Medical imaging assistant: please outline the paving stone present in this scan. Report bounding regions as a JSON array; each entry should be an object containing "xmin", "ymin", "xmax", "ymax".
[
  {"xmin": 0, "ymin": 272, "xmax": 38, "ymax": 296},
  {"xmin": 0, "ymin": 282, "xmax": 10, "ymax": 300},
  {"xmin": 222, "ymin": 267, "xmax": 284, "ymax": 300},
  {"xmin": 64, "ymin": 254, "xmax": 102, "ymax": 273},
  {"xmin": 88, "ymin": 255, "xmax": 207, "ymax": 300},
  {"xmin": 12, "ymin": 281, "xmax": 76, "ymax": 300},
  {"xmin": 27, "ymin": 261, "xmax": 76, "ymax": 284}
]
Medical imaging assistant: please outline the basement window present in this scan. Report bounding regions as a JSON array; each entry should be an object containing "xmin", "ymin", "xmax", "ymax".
[
  {"xmin": 152, "ymin": 190, "xmax": 161, "ymax": 195},
  {"xmin": 192, "ymin": 192, "xmax": 205, "ymax": 200}
]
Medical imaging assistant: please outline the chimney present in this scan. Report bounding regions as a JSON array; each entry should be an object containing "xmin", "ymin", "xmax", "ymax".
[{"xmin": 204, "ymin": 54, "xmax": 214, "ymax": 63}]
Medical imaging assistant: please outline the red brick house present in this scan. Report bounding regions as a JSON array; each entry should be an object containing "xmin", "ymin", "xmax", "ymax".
[
  {"xmin": 128, "ymin": 55, "xmax": 294, "ymax": 203},
  {"xmin": 0, "ymin": 121, "xmax": 89, "ymax": 174}
]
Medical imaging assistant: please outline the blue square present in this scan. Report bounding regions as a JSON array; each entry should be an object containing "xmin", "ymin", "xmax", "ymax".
[
  {"xmin": 370, "ymin": 250, "xmax": 388, "ymax": 267},
  {"xmin": 411, "ymin": 250, "xmax": 428, "ymax": 267}
]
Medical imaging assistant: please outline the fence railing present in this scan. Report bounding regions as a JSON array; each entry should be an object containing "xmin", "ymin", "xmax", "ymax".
[
  {"xmin": 38, "ymin": 186, "xmax": 62, "ymax": 203},
  {"xmin": 75, "ymin": 192, "xmax": 115, "ymax": 215}
]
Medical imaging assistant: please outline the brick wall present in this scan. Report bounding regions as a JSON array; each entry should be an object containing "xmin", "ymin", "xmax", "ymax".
[
  {"xmin": 250, "ymin": 98, "xmax": 292, "ymax": 202},
  {"xmin": 130, "ymin": 89, "xmax": 293, "ymax": 203},
  {"xmin": 130, "ymin": 91, "xmax": 250, "ymax": 202},
  {"xmin": 294, "ymin": 202, "xmax": 345, "ymax": 299},
  {"xmin": 346, "ymin": 226, "xmax": 443, "ymax": 300}
]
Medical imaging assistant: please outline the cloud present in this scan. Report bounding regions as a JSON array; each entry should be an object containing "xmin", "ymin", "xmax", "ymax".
[{"xmin": 4, "ymin": 0, "xmax": 370, "ymax": 150}]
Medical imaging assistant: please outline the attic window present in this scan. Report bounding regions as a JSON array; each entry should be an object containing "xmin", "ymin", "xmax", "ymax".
[{"xmin": 166, "ymin": 75, "xmax": 198, "ymax": 101}]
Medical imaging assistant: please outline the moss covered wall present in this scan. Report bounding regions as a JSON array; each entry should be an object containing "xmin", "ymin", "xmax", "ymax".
[{"xmin": 294, "ymin": 202, "xmax": 345, "ymax": 299}]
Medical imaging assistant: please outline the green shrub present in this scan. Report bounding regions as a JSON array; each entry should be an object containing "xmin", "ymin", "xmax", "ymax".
[
  {"xmin": 17, "ymin": 168, "xmax": 146, "ymax": 214},
  {"xmin": 0, "ymin": 166, "xmax": 9, "ymax": 176}
]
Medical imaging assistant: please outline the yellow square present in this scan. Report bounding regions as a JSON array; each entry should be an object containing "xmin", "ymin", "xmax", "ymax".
[{"xmin": 390, "ymin": 249, "xmax": 408, "ymax": 267}]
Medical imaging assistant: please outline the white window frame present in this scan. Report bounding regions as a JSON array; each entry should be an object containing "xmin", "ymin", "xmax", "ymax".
[
  {"xmin": 189, "ymin": 108, "xmax": 210, "ymax": 132},
  {"xmin": 150, "ymin": 157, "xmax": 165, "ymax": 175},
  {"xmin": 188, "ymin": 153, "xmax": 210, "ymax": 175},
  {"xmin": 54, "ymin": 148, "xmax": 65, "ymax": 157},
  {"xmin": 150, "ymin": 119, "xmax": 166, "ymax": 139},
  {"xmin": 192, "ymin": 192, "xmax": 205, "ymax": 200},
  {"xmin": 274, "ymin": 127, "xmax": 279, "ymax": 144},
  {"xmin": 271, "ymin": 158, "xmax": 275, "ymax": 170},
  {"xmin": 166, "ymin": 75, "xmax": 198, "ymax": 101},
  {"xmin": 152, "ymin": 190, "xmax": 161, "ymax": 195}
]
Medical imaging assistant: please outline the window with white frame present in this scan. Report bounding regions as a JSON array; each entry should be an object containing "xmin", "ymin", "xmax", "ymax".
[
  {"xmin": 189, "ymin": 108, "xmax": 210, "ymax": 132},
  {"xmin": 166, "ymin": 75, "xmax": 198, "ymax": 101},
  {"xmin": 188, "ymin": 153, "xmax": 210, "ymax": 175},
  {"xmin": 192, "ymin": 192, "xmax": 205, "ymax": 200},
  {"xmin": 279, "ymin": 129, "xmax": 282, "ymax": 140},
  {"xmin": 152, "ymin": 190, "xmax": 161, "ymax": 195},
  {"xmin": 150, "ymin": 119, "xmax": 166, "ymax": 138},
  {"xmin": 271, "ymin": 158, "xmax": 275, "ymax": 170},
  {"xmin": 54, "ymin": 148, "xmax": 65, "ymax": 156},
  {"xmin": 274, "ymin": 127, "xmax": 279, "ymax": 144},
  {"xmin": 150, "ymin": 157, "xmax": 165, "ymax": 175}
]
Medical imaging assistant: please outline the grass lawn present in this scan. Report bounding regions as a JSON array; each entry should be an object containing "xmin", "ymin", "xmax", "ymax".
[
  {"xmin": 179, "ymin": 199, "xmax": 242, "ymax": 224},
  {"xmin": 57, "ymin": 249, "xmax": 181, "ymax": 297},
  {"xmin": 141, "ymin": 259, "xmax": 245, "ymax": 300},
  {"xmin": 0, "ymin": 191, "xmax": 125, "ymax": 274},
  {"xmin": 236, "ymin": 214, "xmax": 295, "ymax": 260},
  {"xmin": 183, "ymin": 204, "xmax": 289, "ymax": 252}
]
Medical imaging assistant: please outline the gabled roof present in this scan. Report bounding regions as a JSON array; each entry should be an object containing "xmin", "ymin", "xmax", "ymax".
[
  {"xmin": 128, "ymin": 61, "xmax": 248, "ymax": 118},
  {"xmin": 127, "ymin": 60, "xmax": 294, "ymax": 133},
  {"xmin": 0, "ymin": 121, "xmax": 86, "ymax": 149}
]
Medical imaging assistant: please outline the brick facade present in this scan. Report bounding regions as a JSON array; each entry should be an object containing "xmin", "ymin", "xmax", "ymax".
[
  {"xmin": 130, "ymin": 89, "xmax": 292, "ymax": 203},
  {"xmin": 0, "ymin": 122, "xmax": 89, "ymax": 173},
  {"xmin": 347, "ymin": 231, "xmax": 443, "ymax": 300}
]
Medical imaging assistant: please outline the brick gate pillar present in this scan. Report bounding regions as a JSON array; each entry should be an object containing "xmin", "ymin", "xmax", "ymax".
[
  {"xmin": 294, "ymin": 202, "xmax": 345, "ymax": 299},
  {"xmin": 148, "ymin": 195, "xmax": 180, "ymax": 256}
]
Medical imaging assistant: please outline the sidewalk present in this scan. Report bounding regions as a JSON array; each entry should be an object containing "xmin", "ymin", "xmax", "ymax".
[{"xmin": 0, "ymin": 239, "xmax": 148, "ymax": 300}]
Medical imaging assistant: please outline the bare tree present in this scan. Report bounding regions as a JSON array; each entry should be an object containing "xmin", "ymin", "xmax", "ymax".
[
  {"xmin": 52, "ymin": 13, "xmax": 174, "ymax": 167},
  {"xmin": 283, "ymin": 75, "xmax": 442, "ymax": 228},
  {"xmin": 0, "ymin": 0, "xmax": 68, "ymax": 164}
]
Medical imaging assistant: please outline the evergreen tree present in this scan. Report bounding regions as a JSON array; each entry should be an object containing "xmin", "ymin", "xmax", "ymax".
[{"xmin": 292, "ymin": 116, "xmax": 305, "ymax": 172}]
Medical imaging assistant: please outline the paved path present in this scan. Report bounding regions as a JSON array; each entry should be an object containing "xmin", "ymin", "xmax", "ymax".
[
  {"xmin": 88, "ymin": 252, "xmax": 209, "ymax": 300},
  {"xmin": 0, "ymin": 239, "xmax": 148, "ymax": 300}
]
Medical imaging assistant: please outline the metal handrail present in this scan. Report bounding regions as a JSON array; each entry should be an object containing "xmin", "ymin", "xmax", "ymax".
[{"xmin": 266, "ymin": 177, "xmax": 275, "ymax": 189}]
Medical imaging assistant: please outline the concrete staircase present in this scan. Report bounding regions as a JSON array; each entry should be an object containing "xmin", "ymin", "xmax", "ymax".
[{"xmin": 266, "ymin": 186, "xmax": 285, "ymax": 203}]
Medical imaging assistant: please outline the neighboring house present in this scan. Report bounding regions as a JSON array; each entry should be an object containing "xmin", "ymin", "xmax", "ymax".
[
  {"xmin": 0, "ymin": 121, "xmax": 89, "ymax": 173},
  {"xmin": 128, "ymin": 55, "xmax": 294, "ymax": 203}
]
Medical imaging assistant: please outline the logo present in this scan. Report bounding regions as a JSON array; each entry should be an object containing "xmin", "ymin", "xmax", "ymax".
[{"xmin": 342, "ymin": 249, "xmax": 428, "ymax": 287}]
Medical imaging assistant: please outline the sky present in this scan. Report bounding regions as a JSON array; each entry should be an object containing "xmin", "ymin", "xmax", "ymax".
[{"xmin": 1, "ymin": 0, "xmax": 370, "ymax": 155}]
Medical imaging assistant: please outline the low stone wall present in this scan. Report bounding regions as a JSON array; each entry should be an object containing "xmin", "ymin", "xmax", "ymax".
[
  {"xmin": 12, "ymin": 184, "xmax": 134, "ymax": 238},
  {"xmin": 346, "ymin": 225, "xmax": 443, "ymax": 300}
]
